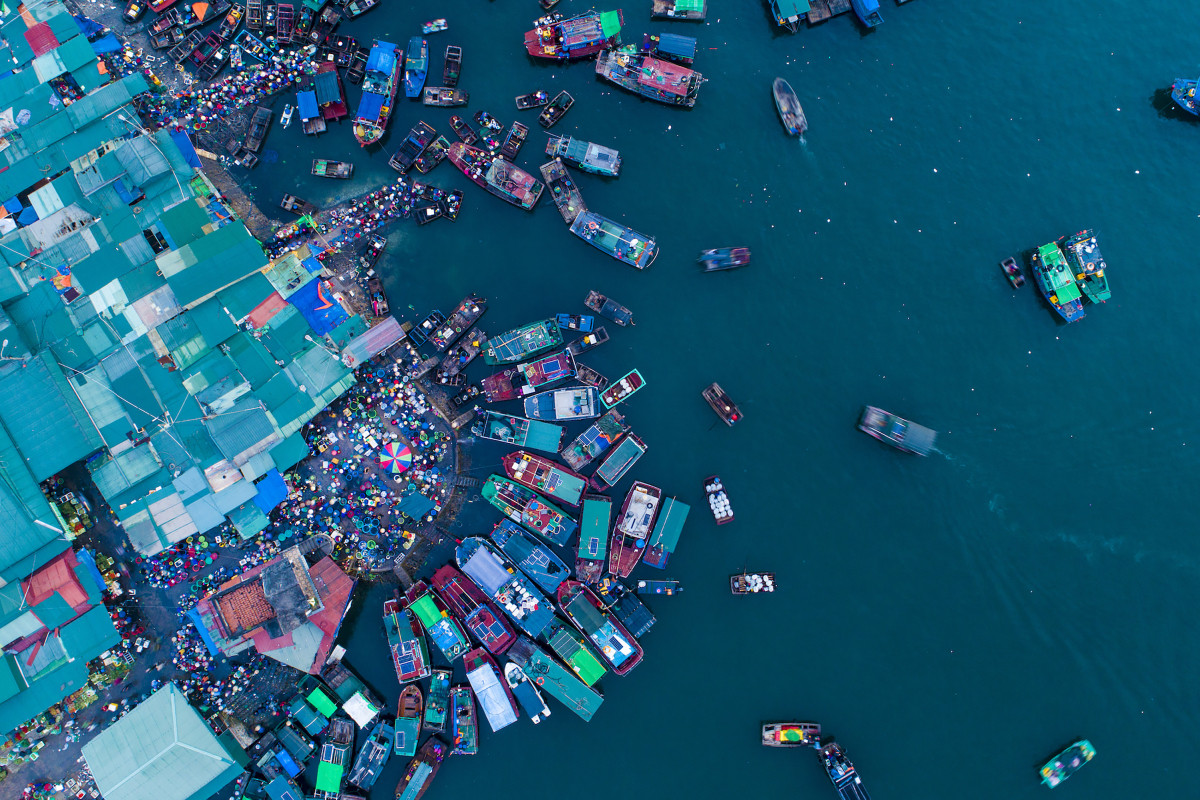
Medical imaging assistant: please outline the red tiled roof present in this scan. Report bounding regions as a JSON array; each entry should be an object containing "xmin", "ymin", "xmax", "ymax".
[
  {"xmin": 23, "ymin": 551, "xmax": 88, "ymax": 609},
  {"xmin": 214, "ymin": 580, "xmax": 275, "ymax": 634},
  {"xmin": 24, "ymin": 23, "xmax": 59, "ymax": 58}
]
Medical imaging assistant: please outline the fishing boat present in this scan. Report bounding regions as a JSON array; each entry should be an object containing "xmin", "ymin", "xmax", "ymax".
[
  {"xmin": 599, "ymin": 369, "xmax": 645, "ymax": 408},
  {"xmin": 448, "ymin": 115, "xmax": 477, "ymax": 144},
  {"xmin": 428, "ymin": 294, "xmax": 487, "ymax": 352},
  {"xmin": 576, "ymin": 365, "xmax": 607, "ymax": 393},
  {"xmin": 637, "ymin": 579, "xmax": 682, "ymax": 595},
  {"xmin": 822, "ymin": 742, "xmax": 872, "ymax": 800},
  {"xmin": 699, "ymin": 247, "xmax": 751, "ymax": 271},
  {"xmin": 449, "ymin": 687, "xmax": 478, "ymax": 755},
  {"xmin": 702, "ymin": 382, "xmax": 741, "ymax": 425},
  {"xmin": 555, "ymin": 314, "xmax": 594, "ymax": 332},
  {"xmin": 244, "ymin": 106, "xmax": 273, "ymax": 153},
  {"xmin": 313, "ymin": 717, "xmax": 354, "ymax": 800},
  {"xmin": 404, "ymin": 581, "xmax": 471, "ymax": 661},
  {"xmin": 480, "ymin": 476, "xmax": 578, "ymax": 545},
  {"xmin": 506, "ymin": 636, "xmax": 604, "ymax": 722},
  {"xmin": 482, "ymin": 318, "xmax": 561, "ymax": 364},
  {"xmin": 642, "ymin": 496, "xmax": 689, "ymax": 568},
  {"xmin": 561, "ymin": 409, "xmax": 629, "ymax": 471},
  {"xmin": 280, "ymin": 104, "xmax": 294, "ymax": 128},
  {"xmin": 456, "ymin": 537, "xmax": 557, "ymax": 637},
  {"xmin": 346, "ymin": 720, "xmax": 393, "ymax": 791},
  {"xmin": 478, "ymin": 367, "xmax": 531, "ymax": 402},
  {"xmin": 490, "ymin": 519, "xmax": 572, "ymax": 593},
  {"xmin": 447, "ymin": 143, "xmax": 545, "ymax": 210},
  {"xmin": 388, "ymin": 121, "xmax": 437, "ymax": 174},
  {"xmin": 353, "ymin": 40, "xmax": 401, "ymax": 146},
  {"xmin": 1029, "ymin": 242, "xmax": 1086, "ymax": 322},
  {"xmin": 450, "ymin": 385, "xmax": 481, "ymax": 409},
  {"xmin": 394, "ymin": 738, "xmax": 445, "ymax": 800},
  {"xmin": 763, "ymin": 721, "xmax": 821, "ymax": 748},
  {"xmin": 275, "ymin": 3, "xmax": 294, "ymax": 42},
  {"xmin": 394, "ymin": 686, "xmax": 422, "ymax": 757},
  {"xmin": 566, "ymin": 327, "xmax": 610, "ymax": 356},
  {"xmin": 1059, "ymin": 229, "xmax": 1111, "ymax": 303},
  {"xmin": 850, "ymin": 0, "xmax": 883, "ymax": 28},
  {"xmin": 1000, "ymin": 256, "xmax": 1025, "ymax": 288},
  {"xmin": 422, "ymin": 87, "xmax": 468, "ymax": 106},
  {"xmin": 414, "ymin": 136, "xmax": 451, "ymax": 173},
  {"xmin": 229, "ymin": 44, "xmax": 242, "ymax": 68},
  {"xmin": 576, "ymin": 495, "xmax": 611, "ymax": 584},
  {"xmin": 595, "ymin": 50, "xmax": 703, "ymax": 107},
  {"xmin": 308, "ymin": 6, "xmax": 341, "ymax": 44},
  {"xmin": 504, "ymin": 662, "xmax": 552, "ymax": 723},
  {"xmin": 312, "ymin": 159, "xmax": 353, "ymax": 179},
  {"xmin": 1040, "ymin": 740, "xmax": 1095, "ymax": 788},
  {"xmin": 502, "ymin": 451, "xmax": 586, "ymax": 507},
  {"xmin": 384, "ymin": 598, "xmax": 432, "ymax": 684},
  {"xmin": 472, "ymin": 412, "xmax": 565, "ymax": 452},
  {"xmin": 594, "ymin": 578, "xmax": 656, "ymax": 638},
  {"xmin": 570, "ymin": 211, "xmax": 658, "ymax": 269},
  {"xmin": 590, "ymin": 433, "xmax": 644, "ymax": 490},
  {"xmin": 540, "ymin": 158, "xmax": 588, "ymax": 224},
  {"xmin": 216, "ymin": 3, "xmax": 242, "ymax": 38},
  {"xmin": 705, "ymin": 475, "xmax": 734, "ymax": 524},
  {"xmin": 404, "ymin": 36, "xmax": 428, "ymax": 98},
  {"xmin": 545, "ymin": 134, "xmax": 621, "ymax": 177},
  {"xmin": 347, "ymin": 47, "xmax": 367, "ymax": 82},
  {"xmin": 520, "ymin": 352, "xmax": 575, "ymax": 391},
  {"xmin": 314, "ymin": 62, "xmax": 348, "ymax": 120},
  {"xmin": 558, "ymin": 580, "xmax": 644, "ymax": 675},
  {"xmin": 772, "ymin": 77, "xmax": 807, "ymax": 135},
  {"xmin": 651, "ymin": 0, "xmax": 706, "ymax": 19},
  {"xmin": 124, "ymin": 0, "xmax": 148, "ymax": 22},
  {"xmin": 609, "ymin": 482, "xmax": 661, "ymax": 578},
  {"xmin": 538, "ymin": 616, "xmax": 608, "ymax": 686},
  {"xmin": 516, "ymin": 90, "xmax": 550, "ymax": 109},
  {"xmin": 769, "ymin": 0, "xmax": 803, "ymax": 31},
  {"xmin": 423, "ymin": 668, "xmax": 451, "ymax": 733},
  {"xmin": 731, "ymin": 572, "xmax": 775, "ymax": 594},
  {"xmin": 1170, "ymin": 74, "xmax": 1200, "ymax": 116},
  {"xmin": 233, "ymin": 29, "xmax": 270, "ymax": 61},
  {"xmin": 538, "ymin": 90, "xmax": 575, "ymax": 128},
  {"xmin": 436, "ymin": 327, "xmax": 487, "ymax": 379},
  {"xmin": 524, "ymin": 386, "xmax": 602, "ymax": 421},
  {"xmin": 411, "ymin": 309, "xmax": 447, "ymax": 346},
  {"xmin": 524, "ymin": 10, "xmax": 622, "ymax": 60},
  {"xmin": 443, "ymin": 45, "xmax": 462, "ymax": 86},
  {"xmin": 281, "ymin": 193, "xmax": 317, "ymax": 215},
  {"xmin": 462, "ymin": 650, "xmax": 518, "ymax": 734},
  {"xmin": 422, "ymin": 18, "xmax": 447, "ymax": 33},
  {"xmin": 297, "ymin": 90, "xmax": 325, "ymax": 134},
  {"xmin": 344, "ymin": 0, "xmax": 376, "ymax": 17},
  {"xmin": 430, "ymin": 564, "xmax": 517, "ymax": 655},
  {"xmin": 499, "ymin": 122, "xmax": 529, "ymax": 161},
  {"xmin": 360, "ymin": 233, "xmax": 388, "ymax": 272},
  {"xmin": 857, "ymin": 406, "xmax": 937, "ymax": 456}
]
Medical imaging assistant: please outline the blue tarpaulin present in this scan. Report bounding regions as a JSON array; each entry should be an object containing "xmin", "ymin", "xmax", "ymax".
[
  {"xmin": 168, "ymin": 129, "xmax": 202, "ymax": 168},
  {"xmin": 73, "ymin": 14, "xmax": 104, "ymax": 38},
  {"xmin": 252, "ymin": 469, "xmax": 289, "ymax": 513},
  {"xmin": 297, "ymin": 90, "xmax": 319, "ymax": 119},
  {"xmin": 288, "ymin": 278, "xmax": 349, "ymax": 335},
  {"xmin": 17, "ymin": 207, "xmax": 37, "ymax": 225},
  {"xmin": 90, "ymin": 33, "xmax": 121, "ymax": 54},
  {"xmin": 365, "ymin": 41, "xmax": 397, "ymax": 74},
  {"xmin": 355, "ymin": 92, "xmax": 384, "ymax": 122},
  {"xmin": 186, "ymin": 607, "xmax": 221, "ymax": 656},
  {"xmin": 313, "ymin": 70, "xmax": 339, "ymax": 104},
  {"xmin": 657, "ymin": 33, "xmax": 697, "ymax": 59},
  {"xmin": 273, "ymin": 749, "xmax": 301, "ymax": 778},
  {"xmin": 301, "ymin": 256, "xmax": 323, "ymax": 274},
  {"xmin": 3, "ymin": 197, "xmax": 21, "ymax": 213}
]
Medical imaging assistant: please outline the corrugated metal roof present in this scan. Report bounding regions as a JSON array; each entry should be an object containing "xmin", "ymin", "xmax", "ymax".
[
  {"xmin": 217, "ymin": 272, "xmax": 274, "ymax": 322},
  {"xmin": 0, "ymin": 350, "xmax": 102, "ymax": 480}
]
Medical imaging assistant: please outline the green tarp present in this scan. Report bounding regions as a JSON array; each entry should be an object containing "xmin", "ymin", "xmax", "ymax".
[
  {"xmin": 314, "ymin": 761, "xmax": 343, "ymax": 793},
  {"xmin": 306, "ymin": 687, "xmax": 338, "ymax": 718},
  {"xmin": 408, "ymin": 594, "xmax": 442, "ymax": 629},
  {"xmin": 600, "ymin": 10, "xmax": 622, "ymax": 37}
]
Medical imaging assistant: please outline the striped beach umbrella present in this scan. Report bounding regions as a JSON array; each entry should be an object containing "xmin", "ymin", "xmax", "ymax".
[{"xmin": 379, "ymin": 441, "xmax": 413, "ymax": 473}]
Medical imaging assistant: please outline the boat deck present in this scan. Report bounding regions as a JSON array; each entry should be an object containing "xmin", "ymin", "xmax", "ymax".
[{"xmin": 806, "ymin": 0, "xmax": 851, "ymax": 24}]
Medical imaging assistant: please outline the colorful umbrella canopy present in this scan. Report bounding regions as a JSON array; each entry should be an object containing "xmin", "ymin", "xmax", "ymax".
[{"xmin": 379, "ymin": 441, "xmax": 413, "ymax": 473}]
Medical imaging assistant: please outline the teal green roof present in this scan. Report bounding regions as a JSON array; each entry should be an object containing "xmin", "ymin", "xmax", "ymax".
[
  {"xmin": 161, "ymin": 224, "xmax": 265, "ymax": 309},
  {"xmin": 31, "ymin": 592, "xmax": 75, "ymax": 630},
  {"xmin": 0, "ymin": 658, "xmax": 88, "ymax": 734},
  {"xmin": 0, "ymin": 423, "xmax": 66, "ymax": 581},
  {"xmin": 218, "ymin": 272, "xmax": 275, "ymax": 321},
  {"xmin": 647, "ymin": 497, "xmax": 690, "ymax": 553},
  {"xmin": 58, "ymin": 606, "xmax": 120, "ymax": 659},
  {"xmin": 269, "ymin": 433, "xmax": 310, "ymax": 472}
]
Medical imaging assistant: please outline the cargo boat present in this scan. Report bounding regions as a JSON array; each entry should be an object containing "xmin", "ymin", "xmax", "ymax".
[
  {"xmin": 480, "ymin": 367, "xmax": 532, "ymax": 402},
  {"xmin": 705, "ymin": 475, "xmax": 733, "ymax": 524},
  {"xmin": 447, "ymin": 142, "xmax": 545, "ymax": 210},
  {"xmin": 637, "ymin": 579, "xmax": 681, "ymax": 595},
  {"xmin": 762, "ymin": 721, "xmax": 821, "ymax": 748},
  {"xmin": 524, "ymin": 386, "xmax": 601, "ymax": 421},
  {"xmin": 772, "ymin": 77, "xmax": 807, "ymax": 135},
  {"xmin": 422, "ymin": 87, "xmax": 468, "ymax": 107},
  {"xmin": 1040, "ymin": 739, "xmax": 1095, "ymax": 788},
  {"xmin": 1000, "ymin": 256, "xmax": 1025, "ymax": 288},
  {"xmin": 414, "ymin": 136, "xmax": 451, "ymax": 173},
  {"xmin": 308, "ymin": 6, "xmax": 341, "ymax": 45},
  {"xmin": 558, "ymin": 580, "xmax": 643, "ymax": 675},
  {"xmin": 1059, "ymin": 229, "xmax": 1111, "ymax": 303},
  {"xmin": 576, "ymin": 494, "xmax": 611, "ymax": 584},
  {"xmin": 540, "ymin": 158, "xmax": 588, "ymax": 224},
  {"xmin": 1030, "ymin": 242, "xmax": 1086, "ymax": 322},
  {"xmin": 502, "ymin": 451, "xmax": 586, "ymax": 507},
  {"xmin": 595, "ymin": 50, "xmax": 703, "ymax": 107},
  {"xmin": 590, "ymin": 433, "xmax": 647, "ymax": 490},
  {"xmin": 346, "ymin": 720, "xmax": 392, "ymax": 791},
  {"xmin": 651, "ymin": 0, "xmax": 706, "ymax": 19},
  {"xmin": 404, "ymin": 581, "xmax": 471, "ymax": 661},
  {"xmin": 699, "ymin": 247, "xmax": 751, "ymax": 271},
  {"xmin": 516, "ymin": 90, "xmax": 549, "ymax": 109},
  {"xmin": 506, "ymin": 636, "xmax": 604, "ymax": 721},
  {"xmin": 388, "ymin": 121, "xmax": 437, "ymax": 173},
  {"xmin": 312, "ymin": 159, "xmax": 352, "ymax": 179},
  {"xmin": 442, "ymin": 45, "xmax": 462, "ymax": 87},
  {"xmin": 423, "ymin": 668, "xmax": 451, "ymax": 733},
  {"xmin": 353, "ymin": 40, "xmax": 401, "ymax": 146},
  {"xmin": 609, "ymin": 482, "xmax": 661, "ymax": 578},
  {"xmin": 642, "ymin": 496, "xmax": 689, "ymax": 568},
  {"xmin": 490, "ymin": 519, "xmax": 572, "ymax": 593},
  {"xmin": 571, "ymin": 211, "xmax": 658, "ymax": 268},
  {"xmin": 481, "ymin": 476, "xmax": 578, "ymax": 545},
  {"xmin": 821, "ymin": 742, "xmax": 871, "ymax": 800},
  {"xmin": 449, "ymin": 115, "xmax": 477, "ymax": 144},
  {"xmin": 561, "ymin": 409, "xmax": 629, "ymax": 471},
  {"xmin": 449, "ymin": 687, "xmax": 478, "ymax": 755},
  {"xmin": 394, "ymin": 685, "xmax": 422, "ymax": 757},
  {"xmin": 524, "ymin": 10, "xmax": 623, "ymax": 60},
  {"xmin": 702, "ymin": 382, "xmax": 741, "ymax": 425},
  {"xmin": 505, "ymin": 662, "xmax": 552, "ymax": 723},
  {"xmin": 538, "ymin": 90, "xmax": 575, "ymax": 128},
  {"xmin": 404, "ymin": 36, "xmax": 428, "ymax": 98},
  {"xmin": 430, "ymin": 564, "xmax": 517, "ymax": 655},
  {"xmin": 313, "ymin": 717, "xmax": 354, "ymax": 800},
  {"xmin": 483, "ymin": 319, "xmax": 561, "ymax": 364},
  {"xmin": 1171, "ymin": 74, "xmax": 1199, "ymax": 116},
  {"xmin": 575, "ymin": 364, "xmax": 609, "ymax": 391},
  {"xmin": 599, "ymin": 368, "xmax": 645, "ymax": 408},
  {"xmin": 857, "ymin": 406, "xmax": 938, "ymax": 456},
  {"xmin": 545, "ymin": 134, "xmax": 621, "ymax": 177},
  {"xmin": 499, "ymin": 122, "xmax": 530, "ymax": 161},
  {"xmin": 595, "ymin": 578, "xmax": 656, "ymax": 638},
  {"xmin": 472, "ymin": 412, "xmax": 565, "ymax": 452},
  {"xmin": 520, "ymin": 352, "xmax": 576, "ymax": 390},
  {"xmin": 555, "ymin": 314, "xmax": 594, "ymax": 332},
  {"xmin": 567, "ymin": 327, "xmax": 610, "ymax": 356},
  {"xmin": 383, "ymin": 598, "xmax": 431, "ymax": 684},
  {"xmin": 463, "ymin": 649, "xmax": 519, "ymax": 732},
  {"xmin": 430, "ymin": 295, "xmax": 488, "ymax": 351},
  {"xmin": 394, "ymin": 738, "xmax": 445, "ymax": 800},
  {"xmin": 538, "ymin": 615, "xmax": 608, "ymax": 686},
  {"xmin": 584, "ymin": 291, "xmax": 634, "ymax": 326},
  {"xmin": 457, "ymin": 536, "xmax": 557, "ymax": 637},
  {"xmin": 851, "ymin": 0, "xmax": 883, "ymax": 28},
  {"xmin": 731, "ymin": 572, "xmax": 774, "ymax": 594}
]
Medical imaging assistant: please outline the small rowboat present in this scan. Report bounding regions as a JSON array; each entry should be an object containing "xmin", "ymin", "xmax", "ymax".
[{"xmin": 1000, "ymin": 256, "xmax": 1025, "ymax": 288}]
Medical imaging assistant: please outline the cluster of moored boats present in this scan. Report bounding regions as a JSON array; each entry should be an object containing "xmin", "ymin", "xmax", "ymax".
[{"xmin": 1001, "ymin": 229, "xmax": 1111, "ymax": 323}]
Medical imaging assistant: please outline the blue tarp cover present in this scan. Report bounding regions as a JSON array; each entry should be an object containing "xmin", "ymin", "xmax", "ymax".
[
  {"xmin": 4, "ymin": 197, "xmax": 22, "ymax": 213},
  {"xmin": 657, "ymin": 33, "xmax": 697, "ymax": 59},
  {"xmin": 90, "ymin": 33, "xmax": 121, "ymax": 54},
  {"xmin": 168, "ymin": 129, "xmax": 202, "ymax": 168},
  {"xmin": 313, "ymin": 70, "xmax": 339, "ymax": 104},
  {"xmin": 297, "ymin": 90, "xmax": 318, "ymax": 119},
  {"xmin": 365, "ymin": 41, "xmax": 397, "ymax": 74},
  {"xmin": 301, "ymin": 256, "xmax": 323, "ymax": 274},
  {"xmin": 274, "ymin": 748, "xmax": 302, "ymax": 778},
  {"xmin": 252, "ymin": 468, "xmax": 289, "ymax": 513},
  {"xmin": 73, "ymin": 14, "xmax": 105, "ymax": 38},
  {"xmin": 288, "ymin": 278, "xmax": 349, "ymax": 335},
  {"xmin": 186, "ymin": 607, "xmax": 222, "ymax": 656},
  {"xmin": 17, "ymin": 207, "xmax": 37, "ymax": 225},
  {"xmin": 356, "ymin": 92, "xmax": 384, "ymax": 122}
]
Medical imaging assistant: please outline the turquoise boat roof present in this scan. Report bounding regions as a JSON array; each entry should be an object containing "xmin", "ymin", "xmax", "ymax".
[
  {"xmin": 580, "ymin": 497, "xmax": 611, "ymax": 558},
  {"xmin": 647, "ymin": 497, "xmax": 690, "ymax": 552},
  {"xmin": 524, "ymin": 419, "xmax": 564, "ymax": 451},
  {"xmin": 1036, "ymin": 243, "xmax": 1082, "ymax": 302}
]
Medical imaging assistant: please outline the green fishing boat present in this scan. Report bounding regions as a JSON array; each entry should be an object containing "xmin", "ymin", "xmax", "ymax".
[
  {"xmin": 423, "ymin": 668, "xmax": 451, "ymax": 733},
  {"xmin": 506, "ymin": 635, "xmax": 604, "ymax": 722},
  {"xmin": 538, "ymin": 616, "xmax": 608, "ymax": 686},
  {"xmin": 1040, "ymin": 739, "xmax": 1095, "ymax": 788},
  {"xmin": 482, "ymin": 319, "xmax": 562, "ymax": 364},
  {"xmin": 575, "ymin": 494, "xmax": 611, "ymax": 584},
  {"xmin": 1059, "ymin": 229, "xmax": 1111, "ymax": 304}
]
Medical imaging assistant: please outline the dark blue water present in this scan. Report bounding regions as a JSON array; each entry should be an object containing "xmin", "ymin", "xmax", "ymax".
[{"xmin": 243, "ymin": 1, "xmax": 1200, "ymax": 797}]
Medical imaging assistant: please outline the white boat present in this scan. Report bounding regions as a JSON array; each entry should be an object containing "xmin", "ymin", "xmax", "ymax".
[{"xmin": 281, "ymin": 103, "xmax": 294, "ymax": 128}]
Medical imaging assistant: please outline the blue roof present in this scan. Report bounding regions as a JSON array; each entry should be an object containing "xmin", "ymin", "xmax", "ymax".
[
  {"xmin": 313, "ymin": 71, "xmax": 339, "ymax": 105},
  {"xmin": 297, "ymin": 90, "xmax": 318, "ymax": 119},
  {"xmin": 168, "ymin": 129, "xmax": 202, "ymax": 168},
  {"xmin": 288, "ymin": 278, "xmax": 349, "ymax": 335},
  {"xmin": 366, "ymin": 41, "xmax": 397, "ymax": 74},
  {"xmin": 252, "ymin": 469, "xmax": 289, "ymax": 513},
  {"xmin": 356, "ymin": 92, "xmax": 384, "ymax": 122}
]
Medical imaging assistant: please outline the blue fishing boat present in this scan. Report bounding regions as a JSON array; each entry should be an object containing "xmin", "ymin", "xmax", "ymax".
[
  {"xmin": 489, "ymin": 520, "xmax": 571, "ymax": 594},
  {"xmin": 1171, "ymin": 75, "xmax": 1200, "ymax": 116},
  {"xmin": 1030, "ymin": 242, "xmax": 1086, "ymax": 323},
  {"xmin": 851, "ymin": 0, "xmax": 883, "ymax": 28},
  {"xmin": 404, "ymin": 36, "xmax": 428, "ymax": 98},
  {"xmin": 457, "ymin": 536, "xmax": 557, "ymax": 638}
]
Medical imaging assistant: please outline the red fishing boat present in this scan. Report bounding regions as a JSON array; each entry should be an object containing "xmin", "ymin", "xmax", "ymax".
[
  {"xmin": 608, "ymin": 481, "xmax": 660, "ymax": 578},
  {"xmin": 430, "ymin": 565, "xmax": 516, "ymax": 655}
]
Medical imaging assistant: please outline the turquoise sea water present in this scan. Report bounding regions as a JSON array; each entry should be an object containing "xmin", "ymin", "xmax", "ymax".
[{"xmin": 243, "ymin": 1, "xmax": 1200, "ymax": 797}]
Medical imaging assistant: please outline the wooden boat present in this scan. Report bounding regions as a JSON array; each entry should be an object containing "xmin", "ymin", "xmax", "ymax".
[
  {"xmin": 215, "ymin": 4, "xmax": 242, "ymax": 39},
  {"xmin": 498, "ymin": 122, "xmax": 529, "ymax": 161},
  {"xmin": 151, "ymin": 28, "xmax": 186, "ymax": 51},
  {"xmin": 189, "ymin": 31, "xmax": 220, "ymax": 63},
  {"xmin": 574, "ymin": 364, "xmax": 608, "ymax": 391},
  {"xmin": 731, "ymin": 572, "xmax": 775, "ymax": 595},
  {"xmin": 443, "ymin": 45, "xmax": 462, "ymax": 87},
  {"xmin": 394, "ymin": 685, "xmax": 423, "ymax": 758},
  {"xmin": 312, "ymin": 159, "xmax": 353, "ymax": 178},
  {"xmin": 414, "ymin": 136, "xmax": 451, "ymax": 174},
  {"xmin": 1000, "ymin": 256, "xmax": 1025, "ymax": 288},
  {"xmin": 584, "ymin": 291, "xmax": 634, "ymax": 326},
  {"xmin": 244, "ymin": 105, "xmax": 272, "ymax": 153},
  {"xmin": 347, "ymin": 47, "xmax": 368, "ymax": 83},
  {"xmin": 123, "ymin": 0, "xmax": 148, "ymax": 22},
  {"xmin": 762, "ymin": 721, "xmax": 821, "ymax": 748},
  {"xmin": 448, "ymin": 115, "xmax": 477, "ymax": 145},
  {"xmin": 422, "ymin": 87, "xmax": 468, "ymax": 107},
  {"xmin": 651, "ymin": 0, "xmax": 706, "ymax": 20},
  {"xmin": 702, "ymin": 382, "xmax": 740, "ymax": 426},
  {"xmin": 600, "ymin": 369, "xmax": 645, "ymax": 409},
  {"xmin": 538, "ymin": 91, "xmax": 574, "ymax": 128},
  {"xmin": 698, "ymin": 247, "xmax": 751, "ymax": 271},
  {"xmin": 422, "ymin": 18, "xmax": 447, "ymax": 33},
  {"xmin": 393, "ymin": 737, "xmax": 445, "ymax": 800},
  {"xmin": 516, "ymin": 90, "xmax": 549, "ymax": 110},
  {"xmin": 198, "ymin": 47, "xmax": 228, "ymax": 80},
  {"xmin": 308, "ymin": 5, "xmax": 341, "ymax": 44},
  {"xmin": 539, "ymin": 158, "xmax": 587, "ymax": 225},
  {"xmin": 856, "ymin": 406, "xmax": 938, "ymax": 456},
  {"xmin": 636, "ymin": 579, "xmax": 682, "ymax": 596},
  {"xmin": 772, "ymin": 77, "xmax": 807, "ymax": 135},
  {"xmin": 244, "ymin": 0, "xmax": 261, "ymax": 28},
  {"xmin": 344, "ymin": 0, "xmax": 377, "ymax": 18},
  {"xmin": 275, "ymin": 2, "xmax": 293, "ymax": 42},
  {"xmin": 704, "ymin": 475, "xmax": 733, "ymax": 524},
  {"xmin": 565, "ymin": 327, "xmax": 609, "ymax": 357}
]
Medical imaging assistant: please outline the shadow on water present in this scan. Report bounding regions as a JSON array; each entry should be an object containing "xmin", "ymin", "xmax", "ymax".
[{"xmin": 1151, "ymin": 87, "xmax": 1200, "ymax": 121}]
